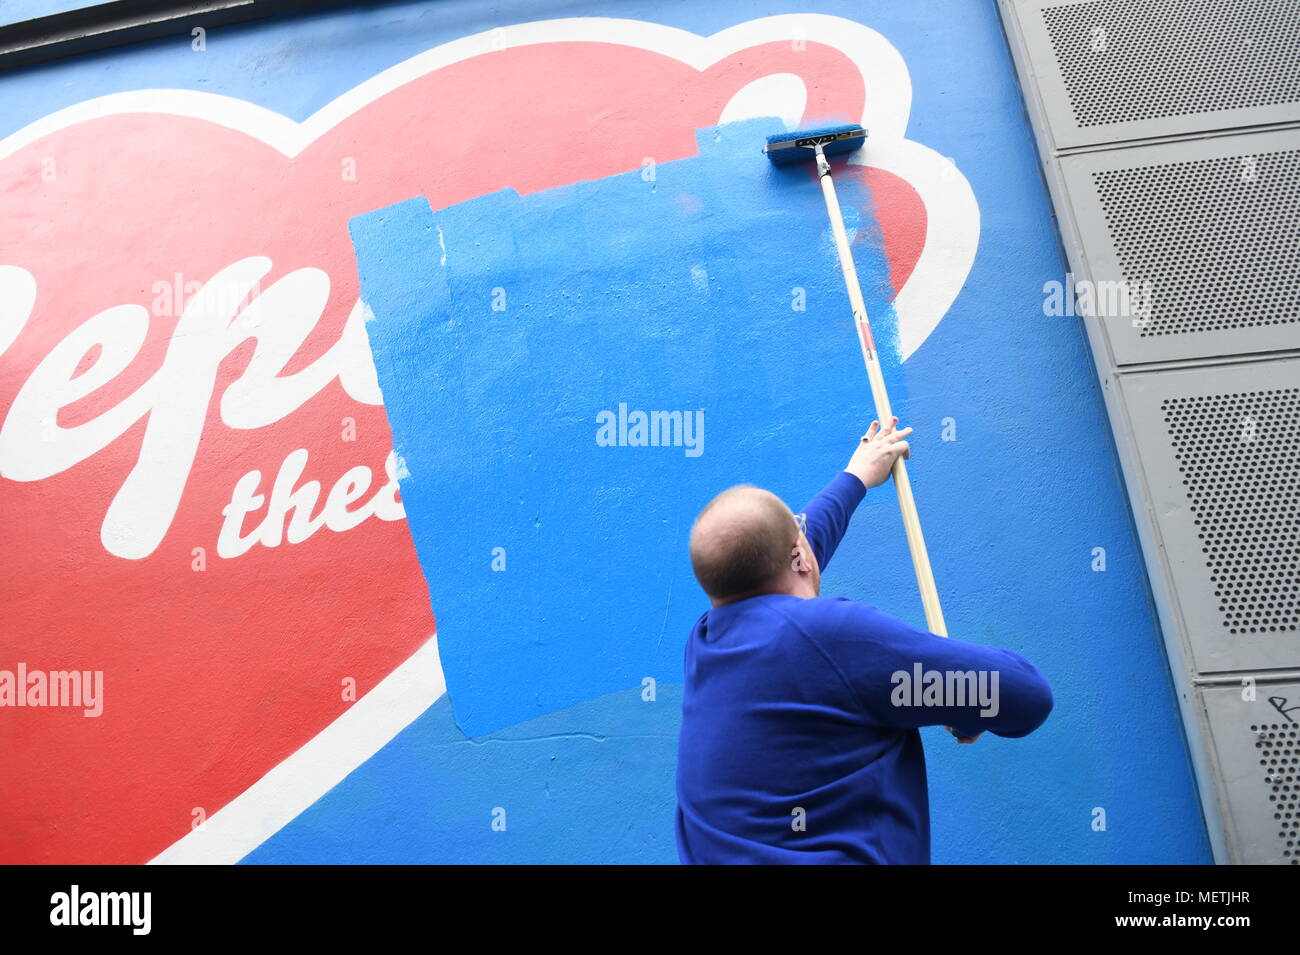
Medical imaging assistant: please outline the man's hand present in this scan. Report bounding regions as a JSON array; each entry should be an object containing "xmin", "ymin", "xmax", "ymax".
[{"xmin": 845, "ymin": 417, "xmax": 913, "ymax": 489}]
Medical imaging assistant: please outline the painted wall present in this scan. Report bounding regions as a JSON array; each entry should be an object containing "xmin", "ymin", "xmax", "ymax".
[{"xmin": 0, "ymin": 0, "xmax": 1213, "ymax": 864}]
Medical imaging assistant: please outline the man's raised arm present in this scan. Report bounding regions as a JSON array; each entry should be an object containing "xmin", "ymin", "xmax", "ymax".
[{"xmin": 801, "ymin": 417, "xmax": 914, "ymax": 569}]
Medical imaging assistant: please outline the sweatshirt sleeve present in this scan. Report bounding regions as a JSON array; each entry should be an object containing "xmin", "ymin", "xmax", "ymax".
[
  {"xmin": 800, "ymin": 471, "xmax": 867, "ymax": 572},
  {"xmin": 806, "ymin": 599, "xmax": 1054, "ymax": 739}
]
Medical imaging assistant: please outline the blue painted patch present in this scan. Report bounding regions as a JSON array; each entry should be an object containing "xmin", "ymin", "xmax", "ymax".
[{"xmin": 352, "ymin": 118, "xmax": 904, "ymax": 738}]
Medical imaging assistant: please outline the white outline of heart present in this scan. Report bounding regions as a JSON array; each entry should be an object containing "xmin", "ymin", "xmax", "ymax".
[{"xmin": 0, "ymin": 13, "xmax": 978, "ymax": 863}]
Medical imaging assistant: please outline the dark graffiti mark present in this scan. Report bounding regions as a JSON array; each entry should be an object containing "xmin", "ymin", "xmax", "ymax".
[{"xmin": 1266, "ymin": 696, "xmax": 1298, "ymax": 724}]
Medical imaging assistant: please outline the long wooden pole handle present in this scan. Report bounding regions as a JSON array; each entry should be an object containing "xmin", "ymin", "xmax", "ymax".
[{"xmin": 816, "ymin": 158, "xmax": 948, "ymax": 637}]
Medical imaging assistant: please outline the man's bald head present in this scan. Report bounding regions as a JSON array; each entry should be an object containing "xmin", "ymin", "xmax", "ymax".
[{"xmin": 689, "ymin": 485, "xmax": 801, "ymax": 603}]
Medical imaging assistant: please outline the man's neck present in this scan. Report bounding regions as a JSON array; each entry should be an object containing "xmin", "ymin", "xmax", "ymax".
[{"xmin": 711, "ymin": 578, "xmax": 815, "ymax": 607}]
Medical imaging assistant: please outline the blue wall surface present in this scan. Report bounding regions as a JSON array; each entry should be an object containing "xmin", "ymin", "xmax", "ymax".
[{"xmin": 0, "ymin": 0, "xmax": 1213, "ymax": 864}]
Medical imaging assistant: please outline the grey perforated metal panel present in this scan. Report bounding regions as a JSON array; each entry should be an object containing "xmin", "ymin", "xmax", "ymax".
[
  {"xmin": 1201, "ymin": 684, "xmax": 1300, "ymax": 864},
  {"xmin": 1162, "ymin": 390, "xmax": 1299, "ymax": 637},
  {"xmin": 999, "ymin": 0, "xmax": 1300, "ymax": 863},
  {"xmin": 1009, "ymin": 0, "xmax": 1300, "ymax": 149},
  {"xmin": 1122, "ymin": 359, "xmax": 1300, "ymax": 674},
  {"xmin": 1062, "ymin": 130, "xmax": 1300, "ymax": 365}
]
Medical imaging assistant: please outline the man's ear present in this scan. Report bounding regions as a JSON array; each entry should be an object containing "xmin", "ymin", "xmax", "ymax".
[{"xmin": 791, "ymin": 545, "xmax": 812, "ymax": 574}]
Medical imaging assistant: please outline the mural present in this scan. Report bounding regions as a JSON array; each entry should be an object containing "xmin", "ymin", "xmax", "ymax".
[{"xmin": 0, "ymin": 2, "xmax": 1211, "ymax": 864}]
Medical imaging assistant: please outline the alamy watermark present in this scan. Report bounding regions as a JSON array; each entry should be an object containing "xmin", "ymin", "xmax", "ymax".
[
  {"xmin": 596, "ymin": 403, "xmax": 704, "ymax": 457},
  {"xmin": 50, "ymin": 885, "xmax": 150, "ymax": 935},
  {"xmin": 890, "ymin": 663, "xmax": 1000, "ymax": 717},
  {"xmin": 0, "ymin": 664, "xmax": 103, "ymax": 717},
  {"xmin": 1043, "ymin": 271, "xmax": 1153, "ymax": 328}
]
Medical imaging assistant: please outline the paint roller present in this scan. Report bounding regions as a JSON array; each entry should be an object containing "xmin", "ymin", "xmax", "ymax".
[{"xmin": 765, "ymin": 124, "xmax": 949, "ymax": 641}]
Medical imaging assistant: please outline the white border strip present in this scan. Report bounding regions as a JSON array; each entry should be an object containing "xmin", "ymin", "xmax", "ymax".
[{"xmin": 150, "ymin": 635, "xmax": 445, "ymax": 864}]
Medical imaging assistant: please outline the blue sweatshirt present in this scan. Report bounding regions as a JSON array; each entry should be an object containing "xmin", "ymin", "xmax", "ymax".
[{"xmin": 676, "ymin": 471, "xmax": 1053, "ymax": 864}]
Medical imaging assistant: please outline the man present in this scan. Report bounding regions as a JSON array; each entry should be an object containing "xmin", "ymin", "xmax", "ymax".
[{"xmin": 676, "ymin": 417, "xmax": 1053, "ymax": 864}]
